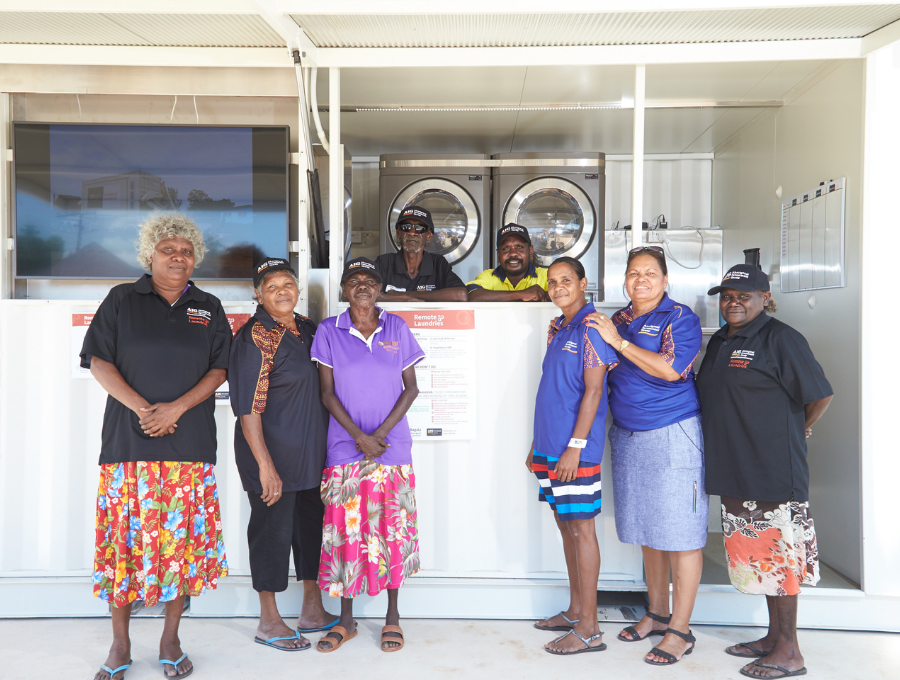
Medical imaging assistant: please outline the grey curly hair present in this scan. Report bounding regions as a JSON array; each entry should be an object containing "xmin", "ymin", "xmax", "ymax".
[{"xmin": 135, "ymin": 213, "xmax": 208, "ymax": 271}]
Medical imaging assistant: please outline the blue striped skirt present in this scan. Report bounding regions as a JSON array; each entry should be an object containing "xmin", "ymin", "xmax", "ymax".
[{"xmin": 532, "ymin": 452, "xmax": 602, "ymax": 521}]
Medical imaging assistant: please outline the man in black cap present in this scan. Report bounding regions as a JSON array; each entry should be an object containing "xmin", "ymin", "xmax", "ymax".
[
  {"xmin": 374, "ymin": 206, "xmax": 467, "ymax": 302},
  {"xmin": 467, "ymin": 224, "xmax": 550, "ymax": 301}
]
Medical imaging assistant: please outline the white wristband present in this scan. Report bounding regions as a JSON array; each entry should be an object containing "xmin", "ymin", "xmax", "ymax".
[{"xmin": 568, "ymin": 438, "xmax": 588, "ymax": 449}]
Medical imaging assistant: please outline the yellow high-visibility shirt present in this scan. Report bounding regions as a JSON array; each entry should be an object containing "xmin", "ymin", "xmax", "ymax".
[{"xmin": 467, "ymin": 265, "xmax": 549, "ymax": 292}]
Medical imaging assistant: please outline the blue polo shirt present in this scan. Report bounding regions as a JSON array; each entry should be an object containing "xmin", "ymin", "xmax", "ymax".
[
  {"xmin": 310, "ymin": 308, "xmax": 425, "ymax": 468},
  {"xmin": 606, "ymin": 294, "xmax": 702, "ymax": 432},
  {"xmin": 534, "ymin": 303, "xmax": 619, "ymax": 463}
]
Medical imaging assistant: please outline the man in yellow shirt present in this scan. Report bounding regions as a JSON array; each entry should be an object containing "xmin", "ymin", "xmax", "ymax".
[{"xmin": 467, "ymin": 224, "xmax": 550, "ymax": 301}]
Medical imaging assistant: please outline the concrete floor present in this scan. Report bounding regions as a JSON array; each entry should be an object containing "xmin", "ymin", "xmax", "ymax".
[{"xmin": 1, "ymin": 617, "xmax": 896, "ymax": 679}]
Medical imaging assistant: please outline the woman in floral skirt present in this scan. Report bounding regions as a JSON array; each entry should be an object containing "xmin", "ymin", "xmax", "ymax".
[
  {"xmin": 697, "ymin": 263, "xmax": 834, "ymax": 679},
  {"xmin": 309, "ymin": 257, "xmax": 424, "ymax": 653},
  {"xmin": 82, "ymin": 214, "xmax": 230, "ymax": 680}
]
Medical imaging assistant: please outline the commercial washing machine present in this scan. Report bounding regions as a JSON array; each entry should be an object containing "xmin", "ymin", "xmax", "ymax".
[
  {"xmin": 379, "ymin": 154, "xmax": 490, "ymax": 285},
  {"xmin": 492, "ymin": 152, "xmax": 605, "ymax": 300}
]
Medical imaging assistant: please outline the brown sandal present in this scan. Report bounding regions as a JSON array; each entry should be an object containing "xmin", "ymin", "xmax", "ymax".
[
  {"xmin": 316, "ymin": 625, "xmax": 357, "ymax": 653},
  {"xmin": 381, "ymin": 625, "xmax": 404, "ymax": 652}
]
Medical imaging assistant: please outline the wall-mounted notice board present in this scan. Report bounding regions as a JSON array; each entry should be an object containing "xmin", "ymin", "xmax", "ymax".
[{"xmin": 780, "ymin": 177, "xmax": 846, "ymax": 292}]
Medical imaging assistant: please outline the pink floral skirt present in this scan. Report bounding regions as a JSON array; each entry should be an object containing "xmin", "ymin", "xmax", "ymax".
[
  {"xmin": 318, "ymin": 460, "xmax": 419, "ymax": 598},
  {"xmin": 93, "ymin": 461, "xmax": 228, "ymax": 608}
]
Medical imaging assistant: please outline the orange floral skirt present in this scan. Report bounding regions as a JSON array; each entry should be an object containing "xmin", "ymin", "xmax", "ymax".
[
  {"xmin": 93, "ymin": 461, "xmax": 228, "ymax": 608},
  {"xmin": 721, "ymin": 496, "xmax": 819, "ymax": 597}
]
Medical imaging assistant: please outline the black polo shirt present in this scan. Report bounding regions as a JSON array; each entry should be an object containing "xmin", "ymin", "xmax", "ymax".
[
  {"xmin": 80, "ymin": 275, "xmax": 231, "ymax": 465},
  {"xmin": 696, "ymin": 313, "xmax": 833, "ymax": 502},
  {"xmin": 228, "ymin": 306, "xmax": 328, "ymax": 493},
  {"xmin": 374, "ymin": 250, "xmax": 465, "ymax": 293}
]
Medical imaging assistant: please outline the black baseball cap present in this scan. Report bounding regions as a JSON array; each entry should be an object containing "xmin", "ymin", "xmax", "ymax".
[
  {"xmin": 253, "ymin": 257, "xmax": 296, "ymax": 288},
  {"xmin": 341, "ymin": 256, "xmax": 383, "ymax": 284},
  {"xmin": 496, "ymin": 223, "xmax": 532, "ymax": 248},
  {"xmin": 708, "ymin": 264, "xmax": 770, "ymax": 295},
  {"xmin": 396, "ymin": 206, "xmax": 434, "ymax": 232}
]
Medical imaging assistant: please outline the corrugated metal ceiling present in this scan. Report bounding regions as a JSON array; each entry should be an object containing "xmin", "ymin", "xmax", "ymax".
[
  {"xmin": 0, "ymin": 13, "xmax": 285, "ymax": 47},
  {"xmin": 292, "ymin": 7, "xmax": 900, "ymax": 48}
]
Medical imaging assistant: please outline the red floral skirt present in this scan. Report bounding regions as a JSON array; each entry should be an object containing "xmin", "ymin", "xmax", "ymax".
[{"xmin": 93, "ymin": 461, "xmax": 228, "ymax": 608}]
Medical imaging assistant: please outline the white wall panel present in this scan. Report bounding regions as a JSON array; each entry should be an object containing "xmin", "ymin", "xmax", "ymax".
[{"xmin": 606, "ymin": 159, "xmax": 712, "ymax": 231}]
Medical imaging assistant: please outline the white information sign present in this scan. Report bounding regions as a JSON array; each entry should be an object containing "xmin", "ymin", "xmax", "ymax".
[{"xmin": 394, "ymin": 310, "xmax": 476, "ymax": 441}]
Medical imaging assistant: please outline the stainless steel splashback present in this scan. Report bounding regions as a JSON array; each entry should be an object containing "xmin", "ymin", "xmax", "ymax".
[{"xmin": 603, "ymin": 230, "xmax": 723, "ymax": 329}]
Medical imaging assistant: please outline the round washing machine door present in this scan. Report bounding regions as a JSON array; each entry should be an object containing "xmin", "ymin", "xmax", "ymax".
[
  {"xmin": 502, "ymin": 177, "xmax": 595, "ymax": 267},
  {"xmin": 388, "ymin": 178, "xmax": 480, "ymax": 264}
]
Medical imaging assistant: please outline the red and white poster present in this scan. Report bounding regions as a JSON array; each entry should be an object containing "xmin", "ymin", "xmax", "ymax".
[
  {"xmin": 215, "ymin": 313, "xmax": 252, "ymax": 402},
  {"xmin": 71, "ymin": 312, "xmax": 96, "ymax": 379},
  {"xmin": 393, "ymin": 310, "xmax": 476, "ymax": 441}
]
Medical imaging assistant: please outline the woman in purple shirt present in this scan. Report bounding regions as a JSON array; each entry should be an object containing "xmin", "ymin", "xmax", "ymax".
[
  {"xmin": 587, "ymin": 247, "xmax": 706, "ymax": 666},
  {"xmin": 310, "ymin": 257, "xmax": 425, "ymax": 654}
]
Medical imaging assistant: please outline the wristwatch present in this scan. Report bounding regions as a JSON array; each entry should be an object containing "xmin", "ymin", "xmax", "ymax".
[
  {"xmin": 619, "ymin": 339, "xmax": 630, "ymax": 353},
  {"xmin": 568, "ymin": 438, "xmax": 588, "ymax": 449}
]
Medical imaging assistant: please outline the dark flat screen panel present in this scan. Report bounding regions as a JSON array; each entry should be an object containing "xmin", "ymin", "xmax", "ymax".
[{"xmin": 13, "ymin": 124, "xmax": 289, "ymax": 279}]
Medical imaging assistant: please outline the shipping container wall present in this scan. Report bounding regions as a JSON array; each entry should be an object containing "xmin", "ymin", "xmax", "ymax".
[{"xmin": 712, "ymin": 60, "xmax": 864, "ymax": 585}]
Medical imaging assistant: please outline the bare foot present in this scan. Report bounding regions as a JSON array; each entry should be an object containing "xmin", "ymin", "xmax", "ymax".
[
  {"xmin": 159, "ymin": 638, "xmax": 192, "ymax": 678},
  {"xmin": 534, "ymin": 611, "xmax": 578, "ymax": 631},
  {"xmin": 544, "ymin": 624, "xmax": 603, "ymax": 653},
  {"xmin": 256, "ymin": 618, "xmax": 310, "ymax": 649},
  {"xmin": 619, "ymin": 613, "xmax": 669, "ymax": 641},
  {"xmin": 647, "ymin": 631, "xmax": 693, "ymax": 664},
  {"xmin": 95, "ymin": 640, "xmax": 131, "ymax": 680},
  {"xmin": 741, "ymin": 646, "xmax": 806, "ymax": 677}
]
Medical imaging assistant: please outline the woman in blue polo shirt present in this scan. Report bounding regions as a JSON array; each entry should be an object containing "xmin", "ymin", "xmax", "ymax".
[
  {"xmin": 527, "ymin": 256, "xmax": 618, "ymax": 656},
  {"xmin": 587, "ymin": 247, "xmax": 706, "ymax": 666}
]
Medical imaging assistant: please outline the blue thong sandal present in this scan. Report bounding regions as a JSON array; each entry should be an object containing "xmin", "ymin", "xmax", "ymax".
[
  {"xmin": 255, "ymin": 631, "xmax": 311, "ymax": 651},
  {"xmin": 545, "ymin": 629, "xmax": 608, "ymax": 655},
  {"xmin": 99, "ymin": 660, "xmax": 132, "ymax": 679},
  {"xmin": 297, "ymin": 619, "xmax": 339, "ymax": 634},
  {"xmin": 159, "ymin": 652, "xmax": 193, "ymax": 678}
]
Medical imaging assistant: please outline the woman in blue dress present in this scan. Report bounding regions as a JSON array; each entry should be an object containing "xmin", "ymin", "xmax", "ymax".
[{"xmin": 527, "ymin": 257, "xmax": 619, "ymax": 656}]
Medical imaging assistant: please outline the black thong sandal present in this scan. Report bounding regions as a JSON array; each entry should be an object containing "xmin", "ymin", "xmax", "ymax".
[
  {"xmin": 545, "ymin": 629, "xmax": 607, "ymax": 656},
  {"xmin": 645, "ymin": 628, "xmax": 696, "ymax": 666},
  {"xmin": 618, "ymin": 611, "xmax": 671, "ymax": 642},
  {"xmin": 534, "ymin": 611, "xmax": 579, "ymax": 632},
  {"xmin": 726, "ymin": 642, "xmax": 768, "ymax": 658},
  {"xmin": 739, "ymin": 661, "xmax": 808, "ymax": 679}
]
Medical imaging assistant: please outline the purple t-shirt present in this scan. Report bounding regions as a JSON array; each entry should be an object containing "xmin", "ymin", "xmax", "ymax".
[{"xmin": 310, "ymin": 308, "xmax": 425, "ymax": 467}]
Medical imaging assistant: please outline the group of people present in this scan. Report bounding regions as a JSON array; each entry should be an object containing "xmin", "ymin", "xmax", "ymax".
[
  {"xmin": 527, "ymin": 248, "xmax": 832, "ymax": 680},
  {"xmin": 82, "ymin": 210, "xmax": 833, "ymax": 680}
]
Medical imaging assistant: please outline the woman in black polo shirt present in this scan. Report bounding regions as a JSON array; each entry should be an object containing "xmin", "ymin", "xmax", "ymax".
[
  {"xmin": 228, "ymin": 258, "xmax": 338, "ymax": 652},
  {"xmin": 81, "ymin": 214, "xmax": 231, "ymax": 680},
  {"xmin": 697, "ymin": 264, "xmax": 833, "ymax": 680}
]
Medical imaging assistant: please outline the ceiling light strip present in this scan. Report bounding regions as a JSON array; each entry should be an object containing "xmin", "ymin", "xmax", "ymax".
[{"xmin": 327, "ymin": 100, "xmax": 781, "ymax": 113}]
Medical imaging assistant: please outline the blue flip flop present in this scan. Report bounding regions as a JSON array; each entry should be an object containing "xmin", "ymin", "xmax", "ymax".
[
  {"xmin": 100, "ymin": 659, "xmax": 132, "ymax": 679},
  {"xmin": 159, "ymin": 652, "xmax": 193, "ymax": 678},
  {"xmin": 297, "ymin": 619, "xmax": 339, "ymax": 634},
  {"xmin": 254, "ymin": 631, "xmax": 311, "ymax": 651}
]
